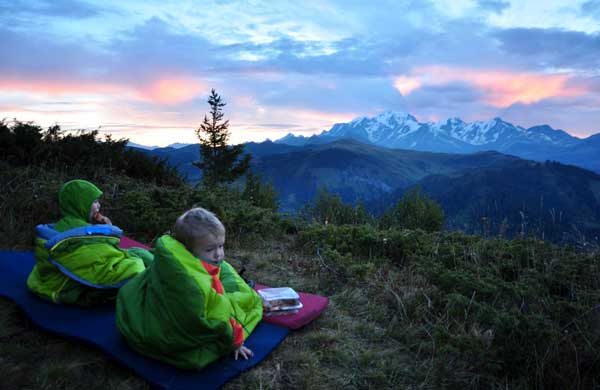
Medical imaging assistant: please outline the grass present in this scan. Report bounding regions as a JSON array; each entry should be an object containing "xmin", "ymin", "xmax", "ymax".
[
  {"xmin": 0, "ymin": 237, "xmax": 420, "ymax": 390},
  {"xmin": 4, "ymin": 231, "xmax": 599, "ymax": 389}
]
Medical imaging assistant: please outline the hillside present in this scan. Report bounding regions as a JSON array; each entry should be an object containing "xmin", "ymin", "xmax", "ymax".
[
  {"xmin": 251, "ymin": 139, "xmax": 521, "ymax": 210},
  {"xmin": 135, "ymin": 138, "xmax": 600, "ymax": 245},
  {"xmin": 371, "ymin": 160, "xmax": 600, "ymax": 244}
]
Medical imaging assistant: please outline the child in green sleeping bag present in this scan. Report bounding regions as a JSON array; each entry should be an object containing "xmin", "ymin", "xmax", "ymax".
[
  {"xmin": 27, "ymin": 179, "xmax": 153, "ymax": 305},
  {"xmin": 115, "ymin": 207, "xmax": 263, "ymax": 369}
]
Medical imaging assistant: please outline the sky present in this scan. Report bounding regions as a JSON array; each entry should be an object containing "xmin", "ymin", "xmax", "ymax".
[{"xmin": 1, "ymin": 0, "xmax": 600, "ymax": 146}]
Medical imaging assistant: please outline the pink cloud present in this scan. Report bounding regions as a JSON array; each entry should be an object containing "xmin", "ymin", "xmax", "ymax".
[
  {"xmin": 137, "ymin": 78, "xmax": 207, "ymax": 104},
  {"xmin": 0, "ymin": 78, "xmax": 124, "ymax": 96},
  {"xmin": 393, "ymin": 76, "xmax": 421, "ymax": 95},
  {"xmin": 393, "ymin": 66, "xmax": 588, "ymax": 107},
  {"xmin": 0, "ymin": 76, "xmax": 206, "ymax": 105}
]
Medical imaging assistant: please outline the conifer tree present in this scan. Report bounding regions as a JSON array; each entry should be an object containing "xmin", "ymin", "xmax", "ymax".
[{"xmin": 194, "ymin": 89, "xmax": 251, "ymax": 187}]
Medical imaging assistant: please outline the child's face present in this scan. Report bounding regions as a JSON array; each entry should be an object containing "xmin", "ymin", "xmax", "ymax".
[
  {"xmin": 192, "ymin": 234, "xmax": 225, "ymax": 263},
  {"xmin": 88, "ymin": 200, "xmax": 101, "ymax": 222}
]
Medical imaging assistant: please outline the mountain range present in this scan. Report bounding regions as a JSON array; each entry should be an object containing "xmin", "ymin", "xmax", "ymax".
[
  {"xmin": 276, "ymin": 111, "xmax": 599, "ymax": 173},
  {"xmin": 126, "ymin": 141, "xmax": 190, "ymax": 150},
  {"xmin": 136, "ymin": 138, "xmax": 600, "ymax": 243},
  {"xmin": 131, "ymin": 113, "xmax": 600, "ymax": 243}
]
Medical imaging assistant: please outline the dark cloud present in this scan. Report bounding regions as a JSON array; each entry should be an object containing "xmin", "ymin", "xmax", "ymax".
[
  {"xmin": 0, "ymin": 0, "xmax": 104, "ymax": 18},
  {"xmin": 218, "ymin": 35, "xmax": 419, "ymax": 77},
  {"xmin": 102, "ymin": 18, "xmax": 391, "ymax": 82},
  {"xmin": 502, "ymin": 96, "xmax": 600, "ymax": 135},
  {"xmin": 393, "ymin": 81, "xmax": 506, "ymax": 123},
  {"xmin": 406, "ymin": 83, "xmax": 483, "ymax": 110},
  {"xmin": 218, "ymin": 20, "xmax": 506, "ymax": 78},
  {"xmin": 581, "ymin": 1, "xmax": 600, "ymax": 17},
  {"xmin": 0, "ymin": 11, "xmax": 512, "ymax": 87},
  {"xmin": 0, "ymin": 26, "xmax": 105, "ymax": 79},
  {"xmin": 107, "ymin": 17, "xmax": 216, "ymax": 80},
  {"xmin": 493, "ymin": 28, "xmax": 600, "ymax": 70},
  {"xmin": 477, "ymin": 0, "xmax": 510, "ymax": 14},
  {"xmin": 219, "ymin": 71, "xmax": 406, "ymax": 114},
  {"xmin": 579, "ymin": 75, "xmax": 600, "ymax": 92}
]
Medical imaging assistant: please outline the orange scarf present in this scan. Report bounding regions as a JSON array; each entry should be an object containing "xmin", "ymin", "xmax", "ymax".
[{"xmin": 199, "ymin": 260, "xmax": 243, "ymax": 346}]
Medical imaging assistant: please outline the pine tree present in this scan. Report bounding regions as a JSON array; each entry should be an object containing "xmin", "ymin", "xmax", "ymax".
[
  {"xmin": 194, "ymin": 89, "xmax": 251, "ymax": 187},
  {"xmin": 242, "ymin": 171, "xmax": 279, "ymax": 211}
]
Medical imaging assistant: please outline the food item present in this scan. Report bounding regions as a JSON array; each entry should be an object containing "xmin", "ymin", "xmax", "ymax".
[
  {"xmin": 258, "ymin": 287, "xmax": 303, "ymax": 314},
  {"xmin": 264, "ymin": 309, "xmax": 300, "ymax": 317}
]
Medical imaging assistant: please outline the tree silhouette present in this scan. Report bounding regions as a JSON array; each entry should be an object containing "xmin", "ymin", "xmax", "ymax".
[
  {"xmin": 0, "ymin": 120, "xmax": 182, "ymax": 186},
  {"xmin": 194, "ymin": 89, "xmax": 251, "ymax": 187}
]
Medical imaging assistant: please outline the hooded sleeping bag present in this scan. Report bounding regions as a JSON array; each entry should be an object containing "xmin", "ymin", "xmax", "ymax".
[
  {"xmin": 115, "ymin": 235, "xmax": 263, "ymax": 370},
  {"xmin": 26, "ymin": 180, "xmax": 152, "ymax": 305}
]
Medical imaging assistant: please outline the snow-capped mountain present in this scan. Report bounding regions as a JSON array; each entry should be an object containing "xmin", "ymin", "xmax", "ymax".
[{"xmin": 275, "ymin": 111, "xmax": 584, "ymax": 155}]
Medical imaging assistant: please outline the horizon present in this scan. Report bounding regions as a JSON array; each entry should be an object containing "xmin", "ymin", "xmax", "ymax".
[
  {"xmin": 126, "ymin": 110, "xmax": 593, "ymax": 149},
  {"xmin": 2, "ymin": 1, "xmax": 600, "ymax": 147}
]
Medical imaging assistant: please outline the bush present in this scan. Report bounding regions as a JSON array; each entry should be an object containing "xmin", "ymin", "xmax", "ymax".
[
  {"xmin": 379, "ymin": 187, "xmax": 444, "ymax": 232},
  {"xmin": 0, "ymin": 120, "xmax": 183, "ymax": 186},
  {"xmin": 242, "ymin": 172, "xmax": 279, "ymax": 211},
  {"xmin": 294, "ymin": 221, "xmax": 600, "ymax": 388},
  {"xmin": 298, "ymin": 187, "xmax": 373, "ymax": 226},
  {"xmin": 407, "ymin": 237, "xmax": 600, "ymax": 388}
]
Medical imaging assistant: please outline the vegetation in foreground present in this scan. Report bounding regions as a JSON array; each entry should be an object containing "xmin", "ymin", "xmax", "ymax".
[{"xmin": 1, "ymin": 121, "xmax": 600, "ymax": 389}]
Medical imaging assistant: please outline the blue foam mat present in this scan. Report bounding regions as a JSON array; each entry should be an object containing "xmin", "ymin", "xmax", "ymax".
[{"xmin": 0, "ymin": 251, "xmax": 289, "ymax": 389}]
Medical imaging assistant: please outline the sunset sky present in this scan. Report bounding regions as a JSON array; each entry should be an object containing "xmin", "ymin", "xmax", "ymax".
[{"xmin": 2, "ymin": 0, "xmax": 600, "ymax": 146}]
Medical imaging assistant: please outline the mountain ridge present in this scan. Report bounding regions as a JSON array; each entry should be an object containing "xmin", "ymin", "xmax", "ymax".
[{"xmin": 274, "ymin": 111, "xmax": 598, "ymax": 172}]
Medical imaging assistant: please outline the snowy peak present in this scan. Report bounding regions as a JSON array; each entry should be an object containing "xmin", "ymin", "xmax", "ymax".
[
  {"xmin": 275, "ymin": 111, "xmax": 584, "ymax": 154},
  {"xmin": 374, "ymin": 111, "xmax": 418, "ymax": 127},
  {"xmin": 327, "ymin": 111, "xmax": 422, "ymax": 143},
  {"xmin": 449, "ymin": 117, "xmax": 524, "ymax": 145}
]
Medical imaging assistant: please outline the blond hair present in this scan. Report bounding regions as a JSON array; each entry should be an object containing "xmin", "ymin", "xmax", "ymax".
[{"xmin": 172, "ymin": 207, "xmax": 225, "ymax": 250}]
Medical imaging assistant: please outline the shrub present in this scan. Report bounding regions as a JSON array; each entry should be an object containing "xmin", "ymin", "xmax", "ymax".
[
  {"xmin": 0, "ymin": 120, "xmax": 183, "ymax": 186},
  {"xmin": 242, "ymin": 171, "xmax": 279, "ymax": 211},
  {"xmin": 298, "ymin": 187, "xmax": 373, "ymax": 226},
  {"xmin": 295, "ymin": 221, "xmax": 600, "ymax": 388},
  {"xmin": 379, "ymin": 187, "xmax": 444, "ymax": 232}
]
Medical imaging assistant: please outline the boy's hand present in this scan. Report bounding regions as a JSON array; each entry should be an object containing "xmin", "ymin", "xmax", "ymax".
[
  {"xmin": 94, "ymin": 212, "xmax": 112, "ymax": 225},
  {"xmin": 234, "ymin": 344, "xmax": 254, "ymax": 360},
  {"xmin": 99, "ymin": 215, "xmax": 112, "ymax": 225}
]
